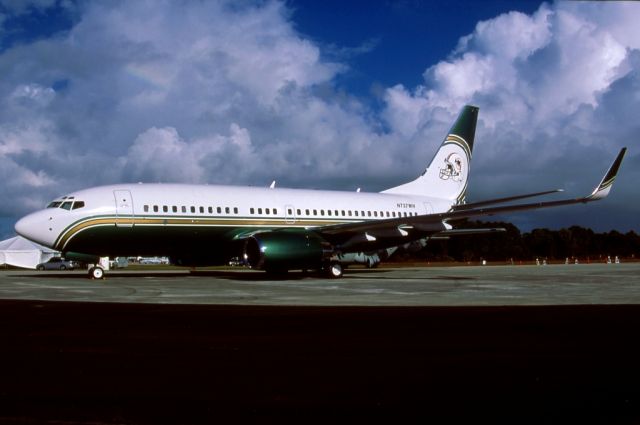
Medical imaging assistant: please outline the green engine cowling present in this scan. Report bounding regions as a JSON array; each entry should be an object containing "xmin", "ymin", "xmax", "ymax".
[{"xmin": 243, "ymin": 229, "xmax": 331, "ymax": 272}]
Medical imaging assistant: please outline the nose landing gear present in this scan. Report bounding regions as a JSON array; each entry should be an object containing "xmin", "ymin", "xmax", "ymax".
[
  {"xmin": 87, "ymin": 257, "xmax": 109, "ymax": 279},
  {"xmin": 88, "ymin": 266, "xmax": 105, "ymax": 279}
]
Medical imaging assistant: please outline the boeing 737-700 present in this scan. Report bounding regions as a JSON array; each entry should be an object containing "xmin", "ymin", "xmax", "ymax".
[{"xmin": 14, "ymin": 105, "xmax": 627, "ymax": 279}]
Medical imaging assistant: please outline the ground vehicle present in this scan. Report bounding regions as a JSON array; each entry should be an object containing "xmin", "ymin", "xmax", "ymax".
[{"xmin": 36, "ymin": 257, "xmax": 76, "ymax": 271}]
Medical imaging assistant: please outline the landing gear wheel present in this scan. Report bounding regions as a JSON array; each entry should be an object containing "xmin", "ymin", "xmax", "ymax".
[
  {"xmin": 326, "ymin": 262, "xmax": 343, "ymax": 279},
  {"xmin": 89, "ymin": 266, "xmax": 105, "ymax": 280}
]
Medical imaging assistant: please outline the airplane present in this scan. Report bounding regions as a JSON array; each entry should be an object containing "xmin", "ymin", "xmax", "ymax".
[{"xmin": 14, "ymin": 105, "xmax": 627, "ymax": 279}]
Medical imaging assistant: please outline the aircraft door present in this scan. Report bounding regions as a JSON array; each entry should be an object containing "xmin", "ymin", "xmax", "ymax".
[
  {"xmin": 285, "ymin": 204, "xmax": 296, "ymax": 224},
  {"xmin": 114, "ymin": 190, "xmax": 134, "ymax": 228}
]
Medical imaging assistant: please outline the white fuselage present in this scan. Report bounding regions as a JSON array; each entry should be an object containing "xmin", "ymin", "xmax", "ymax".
[{"xmin": 15, "ymin": 183, "xmax": 453, "ymax": 259}]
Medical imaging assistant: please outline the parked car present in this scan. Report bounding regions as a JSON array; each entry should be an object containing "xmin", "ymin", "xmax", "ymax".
[{"xmin": 36, "ymin": 257, "xmax": 76, "ymax": 271}]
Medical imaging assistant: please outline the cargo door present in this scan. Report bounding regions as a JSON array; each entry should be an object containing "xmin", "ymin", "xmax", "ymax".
[{"xmin": 114, "ymin": 190, "xmax": 134, "ymax": 228}]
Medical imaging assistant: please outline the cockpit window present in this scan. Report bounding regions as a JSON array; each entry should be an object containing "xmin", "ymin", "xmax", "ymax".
[
  {"xmin": 47, "ymin": 201, "xmax": 62, "ymax": 208},
  {"xmin": 60, "ymin": 201, "xmax": 73, "ymax": 210},
  {"xmin": 71, "ymin": 201, "xmax": 85, "ymax": 210}
]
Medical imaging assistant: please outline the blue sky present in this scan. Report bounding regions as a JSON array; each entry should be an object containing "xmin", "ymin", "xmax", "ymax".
[
  {"xmin": 0, "ymin": 0, "xmax": 639, "ymax": 240},
  {"xmin": 292, "ymin": 0, "xmax": 541, "ymax": 99}
]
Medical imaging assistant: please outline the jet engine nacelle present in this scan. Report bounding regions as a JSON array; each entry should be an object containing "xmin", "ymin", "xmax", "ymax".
[{"xmin": 243, "ymin": 230, "xmax": 330, "ymax": 272}]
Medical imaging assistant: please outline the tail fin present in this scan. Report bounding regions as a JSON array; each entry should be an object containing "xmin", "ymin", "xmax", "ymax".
[{"xmin": 382, "ymin": 105, "xmax": 478, "ymax": 204}]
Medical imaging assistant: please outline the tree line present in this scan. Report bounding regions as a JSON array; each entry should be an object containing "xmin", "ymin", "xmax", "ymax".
[{"xmin": 394, "ymin": 220, "xmax": 640, "ymax": 263}]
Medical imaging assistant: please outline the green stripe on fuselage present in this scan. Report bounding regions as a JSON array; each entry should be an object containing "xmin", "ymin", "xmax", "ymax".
[{"xmin": 55, "ymin": 214, "xmax": 360, "ymax": 252}]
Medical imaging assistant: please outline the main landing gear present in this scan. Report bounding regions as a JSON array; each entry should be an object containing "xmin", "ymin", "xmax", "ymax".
[{"xmin": 325, "ymin": 262, "xmax": 344, "ymax": 279}]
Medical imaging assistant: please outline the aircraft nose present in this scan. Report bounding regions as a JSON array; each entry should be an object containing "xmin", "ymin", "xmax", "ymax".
[
  {"xmin": 14, "ymin": 215, "xmax": 31, "ymax": 238},
  {"xmin": 15, "ymin": 211, "xmax": 54, "ymax": 247}
]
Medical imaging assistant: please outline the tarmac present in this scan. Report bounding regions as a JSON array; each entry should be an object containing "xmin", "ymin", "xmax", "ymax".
[
  {"xmin": 1, "ymin": 262, "xmax": 639, "ymax": 305},
  {"xmin": 2, "ymin": 264, "xmax": 640, "ymax": 424}
]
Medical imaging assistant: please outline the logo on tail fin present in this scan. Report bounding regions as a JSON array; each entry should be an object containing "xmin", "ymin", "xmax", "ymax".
[{"xmin": 439, "ymin": 153, "xmax": 464, "ymax": 182}]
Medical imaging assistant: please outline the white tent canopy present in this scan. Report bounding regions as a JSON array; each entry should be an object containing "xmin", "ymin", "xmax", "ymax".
[{"xmin": 0, "ymin": 236, "xmax": 58, "ymax": 269}]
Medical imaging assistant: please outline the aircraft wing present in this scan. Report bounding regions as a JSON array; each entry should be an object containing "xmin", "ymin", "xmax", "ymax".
[
  {"xmin": 452, "ymin": 189, "xmax": 564, "ymax": 211},
  {"xmin": 317, "ymin": 148, "xmax": 626, "ymax": 246}
]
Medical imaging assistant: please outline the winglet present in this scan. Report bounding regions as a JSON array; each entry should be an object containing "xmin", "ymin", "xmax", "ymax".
[{"xmin": 588, "ymin": 147, "xmax": 626, "ymax": 200}]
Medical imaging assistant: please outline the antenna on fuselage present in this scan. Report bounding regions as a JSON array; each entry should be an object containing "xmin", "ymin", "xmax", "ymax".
[{"xmin": 270, "ymin": 180, "xmax": 276, "ymax": 189}]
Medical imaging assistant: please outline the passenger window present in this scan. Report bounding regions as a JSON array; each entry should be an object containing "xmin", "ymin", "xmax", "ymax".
[
  {"xmin": 341, "ymin": 210, "xmax": 345, "ymax": 216},
  {"xmin": 234, "ymin": 207, "xmax": 238, "ymax": 214},
  {"xmin": 225, "ymin": 207, "xmax": 230, "ymax": 214},
  {"xmin": 327, "ymin": 210, "xmax": 332, "ymax": 216},
  {"xmin": 153, "ymin": 205, "xmax": 159, "ymax": 212},
  {"xmin": 173, "ymin": 206, "xmax": 178, "ymax": 213},
  {"xmin": 200, "ymin": 206, "xmax": 204, "ymax": 213},
  {"xmin": 217, "ymin": 207, "xmax": 222, "ymax": 213},
  {"xmin": 368, "ymin": 211, "xmax": 371, "ymax": 217},
  {"xmin": 288, "ymin": 209, "xmax": 293, "ymax": 215},
  {"xmin": 144, "ymin": 205, "xmax": 149, "ymax": 213},
  {"xmin": 182, "ymin": 206, "xmax": 186, "ymax": 213},
  {"xmin": 71, "ymin": 201, "xmax": 85, "ymax": 210},
  {"xmin": 208, "ymin": 207, "xmax": 213, "ymax": 214},
  {"xmin": 250, "ymin": 208, "xmax": 255, "ymax": 214},
  {"xmin": 320, "ymin": 210, "xmax": 324, "ymax": 216},
  {"xmin": 163, "ymin": 206, "xmax": 168, "ymax": 213},
  {"xmin": 354, "ymin": 211, "xmax": 358, "ymax": 217},
  {"xmin": 190, "ymin": 206, "xmax": 195, "ymax": 213},
  {"xmin": 313, "ymin": 209, "xmax": 317, "ymax": 215},
  {"xmin": 305, "ymin": 209, "xmax": 310, "ymax": 215},
  {"xmin": 296, "ymin": 209, "xmax": 301, "ymax": 215},
  {"xmin": 273, "ymin": 208, "xmax": 277, "ymax": 215},
  {"xmin": 266, "ymin": 208, "xmax": 270, "ymax": 215},
  {"xmin": 258, "ymin": 208, "xmax": 263, "ymax": 214},
  {"xmin": 374, "ymin": 211, "xmax": 378, "ymax": 217},
  {"xmin": 348, "ymin": 211, "xmax": 352, "ymax": 216},
  {"xmin": 335, "ymin": 210, "xmax": 339, "ymax": 216}
]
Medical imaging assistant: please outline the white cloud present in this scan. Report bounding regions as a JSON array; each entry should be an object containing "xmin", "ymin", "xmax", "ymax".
[
  {"xmin": 460, "ymin": 7, "xmax": 553, "ymax": 61},
  {"xmin": 119, "ymin": 123, "xmax": 256, "ymax": 184}
]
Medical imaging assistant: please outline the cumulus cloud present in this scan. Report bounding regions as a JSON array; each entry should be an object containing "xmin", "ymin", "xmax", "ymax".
[
  {"xmin": 119, "ymin": 123, "xmax": 256, "ymax": 184},
  {"xmin": 0, "ymin": 0, "xmax": 639, "ymax": 238}
]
